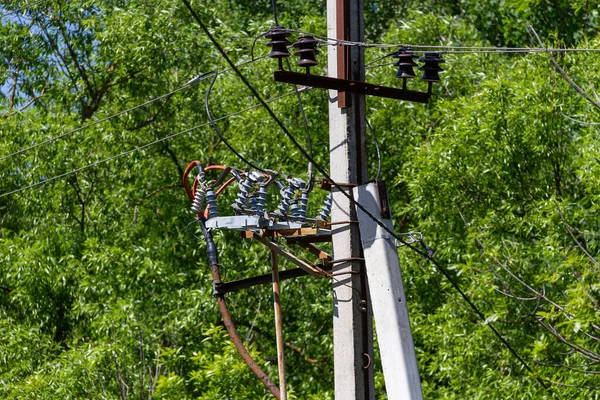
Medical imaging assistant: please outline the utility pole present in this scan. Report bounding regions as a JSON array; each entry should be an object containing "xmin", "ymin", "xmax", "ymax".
[
  {"xmin": 327, "ymin": 0, "xmax": 374, "ymax": 399},
  {"xmin": 354, "ymin": 183, "xmax": 423, "ymax": 400}
]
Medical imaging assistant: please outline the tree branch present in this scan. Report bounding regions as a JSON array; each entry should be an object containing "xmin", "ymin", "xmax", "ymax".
[
  {"xmin": 1, "ymin": 85, "xmax": 47, "ymax": 119},
  {"xmin": 135, "ymin": 184, "xmax": 182, "ymax": 206},
  {"xmin": 529, "ymin": 26, "xmax": 600, "ymax": 112}
]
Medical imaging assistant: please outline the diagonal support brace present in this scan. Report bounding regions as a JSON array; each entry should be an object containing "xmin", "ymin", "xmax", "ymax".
[{"xmin": 252, "ymin": 232, "xmax": 328, "ymax": 278}]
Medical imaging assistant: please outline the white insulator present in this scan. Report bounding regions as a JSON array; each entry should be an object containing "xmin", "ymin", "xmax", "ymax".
[
  {"xmin": 318, "ymin": 192, "xmax": 333, "ymax": 221},
  {"xmin": 234, "ymin": 178, "xmax": 253, "ymax": 209},
  {"xmin": 278, "ymin": 185, "xmax": 295, "ymax": 214},
  {"xmin": 191, "ymin": 189, "xmax": 205, "ymax": 214},
  {"xmin": 255, "ymin": 186, "xmax": 268, "ymax": 213},
  {"xmin": 297, "ymin": 192, "xmax": 309, "ymax": 221}
]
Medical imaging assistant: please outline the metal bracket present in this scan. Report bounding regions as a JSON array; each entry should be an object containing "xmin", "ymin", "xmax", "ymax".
[
  {"xmin": 212, "ymin": 279, "xmax": 225, "ymax": 297},
  {"xmin": 273, "ymin": 70, "xmax": 430, "ymax": 103},
  {"xmin": 251, "ymin": 232, "xmax": 328, "ymax": 278},
  {"xmin": 376, "ymin": 180, "xmax": 391, "ymax": 219},
  {"xmin": 205, "ymin": 216, "xmax": 305, "ymax": 231}
]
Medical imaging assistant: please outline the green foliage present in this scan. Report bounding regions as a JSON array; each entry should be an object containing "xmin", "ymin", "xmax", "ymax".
[{"xmin": 1, "ymin": 0, "xmax": 600, "ymax": 398}]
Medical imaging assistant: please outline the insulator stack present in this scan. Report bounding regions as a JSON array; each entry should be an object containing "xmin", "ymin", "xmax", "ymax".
[
  {"xmin": 297, "ymin": 192, "xmax": 309, "ymax": 221},
  {"xmin": 255, "ymin": 185, "xmax": 268, "ymax": 214},
  {"xmin": 393, "ymin": 48, "xmax": 418, "ymax": 90},
  {"xmin": 191, "ymin": 188, "xmax": 205, "ymax": 214},
  {"xmin": 318, "ymin": 192, "xmax": 333, "ymax": 221},
  {"xmin": 289, "ymin": 201, "xmax": 299, "ymax": 216},
  {"xmin": 278, "ymin": 184, "xmax": 296, "ymax": 215},
  {"xmin": 293, "ymin": 36, "xmax": 320, "ymax": 73},
  {"xmin": 249, "ymin": 196, "xmax": 258, "ymax": 211},
  {"xmin": 265, "ymin": 26, "xmax": 292, "ymax": 69},
  {"xmin": 234, "ymin": 177, "xmax": 254, "ymax": 209},
  {"xmin": 419, "ymin": 52, "xmax": 445, "ymax": 92},
  {"xmin": 205, "ymin": 188, "xmax": 219, "ymax": 218}
]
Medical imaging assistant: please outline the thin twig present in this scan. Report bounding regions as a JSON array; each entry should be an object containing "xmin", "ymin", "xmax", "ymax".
[{"xmin": 529, "ymin": 26, "xmax": 600, "ymax": 112}]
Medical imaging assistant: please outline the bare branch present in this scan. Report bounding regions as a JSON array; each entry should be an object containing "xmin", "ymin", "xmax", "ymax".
[
  {"xmin": 135, "ymin": 184, "xmax": 182, "ymax": 206},
  {"xmin": 493, "ymin": 287, "xmax": 539, "ymax": 301},
  {"xmin": 1, "ymin": 85, "xmax": 47, "ymax": 119},
  {"xmin": 557, "ymin": 206, "xmax": 600, "ymax": 270},
  {"xmin": 529, "ymin": 26, "xmax": 600, "ymax": 112},
  {"xmin": 561, "ymin": 113, "xmax": 600, "ymax": 126},
  {"xmin": 537, "ymin": 361, "xmax": 600, "ymax": 375}
]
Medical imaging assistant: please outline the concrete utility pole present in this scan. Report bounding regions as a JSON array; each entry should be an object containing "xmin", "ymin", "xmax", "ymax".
[
  {"xmin": 327, "ymin": 0, "xmax": 374, "ymax": 399},
  {"xmin": 354, "ymin": 183, "xmax": 423, "ymax": 400}
]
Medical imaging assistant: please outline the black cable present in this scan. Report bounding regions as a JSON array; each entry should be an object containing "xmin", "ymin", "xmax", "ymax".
[
  {"xmin": 293, "ymin": 78, "xmax": 315, "ymax": 191},
  {"xmin": 268, "ymin": 0, "xmax": 315, "ymax": 190},
  {"xmin": 270, "ymin": 0, "xmax": 279, "ymax": 25},
  {"xmin": 0, "ymin": 89, "xmax": 300, "ymax": 198},
  {"xmin": 181, "ymin": 2, "xmax": 548, "ymax": 389},
  {"xmin": 365, "ymin": 119, "xmax": 381, "ymax": 182},
  {"xmin": 0, "ymin": 57, "xmax": 267, "ymax": 163},
  {"xmin": 365, "ymin": 51, "xmax": 396, "ymax": 67},
  {"xmin": 250, "ymin": 33, "xmax": 267, "ymax": 62},
  {"xmin": 420, "ymin": 247, "xmax": 548, "ymax": 389},
  {"xmin": 205, "ymin": 71, "xmax": 267, "ymax": 173}
]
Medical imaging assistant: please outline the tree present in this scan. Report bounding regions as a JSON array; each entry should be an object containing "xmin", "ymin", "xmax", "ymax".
[{"xmin": 1, "ymin": 0, "xmax": 600, "ymax": 398}]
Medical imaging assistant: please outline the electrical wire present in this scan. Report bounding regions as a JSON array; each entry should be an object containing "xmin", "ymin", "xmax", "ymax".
[
  {"xmin": 205, "ymin": 71, "xmax": 267, "ymax": 172},
  {"xmin": 365, "ymin": 51, "xmax": 396, "ymax": 67},
  {"xmin": 270, "ymin": 0, "xmax": 279, "ymax": 26},
  {"xmin": 529, "ymin": 25, "xmax": 600, "ymax": 114},
  {"xmin": 250, "ymin": 33, "xmax": 267, "ymax": 62},
  {"xmin": 0, "ymin": 89, "xmax": 301, "ymax": 199},
  {"xmin": 0, "ymin": 75, "xmax": 209, "ymax": 162},
  {"xmin": 290, "ymin": 29, "xmax": 600, "ymax": 53},
  {"xmin": 0, "ymin": 56, "xmax": 268, "ymax": 163},
  {"xmin": 365, "ymin": 119, "xmax": 381, "ymax": 182},
  {"xmin": 268, "ymin": 0, "xmax": 315, "ymax": 191},
  {"xmin": 365, "ymin": 62, "xmax": 394, "ymax": 69},
  {"xmin": 181, "ymin": 2, "xmax": 549, "ymax": 389},
  {"xmin": 293, "ymin": 78, "xmax": 315, "ymax": 191}
]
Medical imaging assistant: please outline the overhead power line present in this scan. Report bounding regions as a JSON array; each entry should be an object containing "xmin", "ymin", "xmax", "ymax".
[
  {"xmin": 268, "ymin": 0, "xmax": 315, "ymax": 190},
  {"xmin": 529, "ymin": 25, "xmax": 600, "ymax": 113},
  {"xmin": 291, "ymin": 29, "xmax": 600, "ymax": 53},
  {"xmin": 0, "ymin": 56, "xmax": 267, "ymax": 163},
  {"xmin": 181, "ymin": 2, "xmax": 548, "ymax": 389},
  {"xmin": 0, "ymin": 90, "xmax": 301, "ymax": 199},
  {"xmin": 204, "ymin": 70, "xmax": 268, "ymax": 173}
]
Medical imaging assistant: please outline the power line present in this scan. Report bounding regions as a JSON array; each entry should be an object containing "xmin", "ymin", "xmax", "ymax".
[
  {"xmin": 204, "ymin": 70, "xmax": 268, "ymax": 172},
  {"xmin": 291, "ymin": 29, "xmax": 600, "ymax": 53},
  {"xmin": 529, "ymin": 25, "xmax": 600, "ymax": 113},
  {"xmin": 0, "ymin": 76, "xmax": 207, "ymax": 162},
  {"xmin": 0, "ymin": 56, "xmax": 267, "ymax": 163},
  {"xmin": 181, "ymin": 2, "xmax": 548, "ymax": 389},
  {"xmin": 268, "ymin": 1, "xmax": 315, "ymax": 190},
  {"xmin": 0, "ymin": 90, "xmax": 301, "ymax": 199},
  {"xmin": 270, "ymin": 0, "xmax": 279, "ymax": 26}
]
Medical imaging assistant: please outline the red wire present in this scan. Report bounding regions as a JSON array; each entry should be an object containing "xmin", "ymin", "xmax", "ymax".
[
  {"xmin": 183, "ymin": 160, "xmax": 202, "ymax": 201},
  {"xmin": 183, "ymin": 163, "xmax": 240, "ymax": 218},
  {"xmin": 186, "ymin": 164, "xmax": 275, "ymax": 219},
  {"xmin": 202, "ymin": 176, "xmax": 237, "ymax": 218}
]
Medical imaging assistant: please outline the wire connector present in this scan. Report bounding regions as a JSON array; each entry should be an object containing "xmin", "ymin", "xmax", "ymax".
[{"xmin": 212, "ymin": 279, "xmax": 225, "ymax": 297}]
